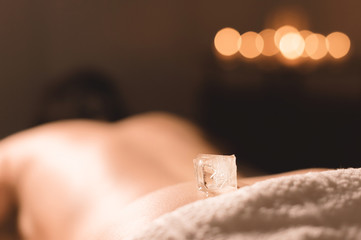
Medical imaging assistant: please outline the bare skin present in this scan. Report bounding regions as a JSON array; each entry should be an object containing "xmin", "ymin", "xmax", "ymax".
[{"xmin": 0, "ymin": 112, "xmax": 327, "ymax": 240}]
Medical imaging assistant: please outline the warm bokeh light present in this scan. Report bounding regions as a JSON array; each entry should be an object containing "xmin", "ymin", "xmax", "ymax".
[
  {"xmin": 259, "ymin": 29, "xmax": 278, "ymax": 56},
  {"xmin": 239, "ymin": 31, "xmax": 264, "ymax": 59},
  {"xmin": 279, "ymin": 32, "xmax": 305, "ymax": 59},
  {"xmin": 299, "ymin": 30, "xmax": 313, "ymax": 57},
  {"xmin": 213, "ymin": 26, "xmax": 350, "ymax": 64},
  {"xmin": 214, "ymin": 27, "xmax": 241, "ymax": 56},
  {"xmin": 304, "ymin": 34, "xmax": 319, "ymax": 57},
  {"xmin": 274, "ymin": 25, "xmax": 298, "ymax": 48},
  {"xmin": 326, "ymin": 32, "xmax": 351, "ymax": 59},
  {"xmin": 299, "ymin": 30, "xmax": 313, "ymax": 39},
  {"xmin": 307, "ymin": 34, "xmax": 327, "ymax": 60}
]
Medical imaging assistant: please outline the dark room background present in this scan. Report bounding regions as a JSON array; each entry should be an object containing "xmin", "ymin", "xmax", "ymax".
[{"xmin": 1, "ymin": 0, "xmax": 361, "ymax": 173}]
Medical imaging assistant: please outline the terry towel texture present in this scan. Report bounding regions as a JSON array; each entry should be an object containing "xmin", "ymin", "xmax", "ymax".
[{"xmin": 130, "ymin": 168, "xmax": 361, "ymax": 240}]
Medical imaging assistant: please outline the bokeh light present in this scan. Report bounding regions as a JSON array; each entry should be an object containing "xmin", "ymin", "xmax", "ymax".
[
  {"xmin": 304, "ymin": 34, "xmax": 319, "ymax": 57},
  {"xmin": 279, "ymin": 32, "xmax": 305, "ymax": 59},
  {"xmin": 259, "ymin": 29, "xmax": 279, "ymax": 56},
  {"xmin": 299, "ymin": 30, "xmax": 313, "ymax": 57},
  {"xmin": 239, "ymin": 31, "xmax": 264, "ymax": 59},
  {"xmin": 299, "ymin": 30, "xmax": 313, "ymax": 39},
  {"xmin": 214, "ymin": 26, "xmax": 351, "ymax": 64},
  {"xmin": 274, "ymin": 25, "xmax": 298, "ymax": 48},
  {"xmin": 307, "ymin": 34, "xmax": 328, "ymax": 60},
  {"xmin": 326, "ymin": 32, "xmax": 351, "ymax": 59},
  {"xmin": 214, "ymin": 27, "xmax": 241, "ymax": 56}
]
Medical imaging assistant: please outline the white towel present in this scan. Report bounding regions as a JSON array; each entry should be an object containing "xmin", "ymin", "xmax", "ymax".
[{"xmin": 130, "ymin": 168, "xmax": 361, "ymax": 240}]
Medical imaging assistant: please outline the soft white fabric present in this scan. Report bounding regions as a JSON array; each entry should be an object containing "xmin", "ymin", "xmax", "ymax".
[{"xmin": 129, "ymin": 168, "xmax": 361, "ymax": 240}]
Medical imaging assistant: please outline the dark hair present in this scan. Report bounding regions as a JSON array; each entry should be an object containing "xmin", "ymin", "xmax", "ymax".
[{"xmin": 34, "ymin": 68, "xmax": 128, "ymax": 125}]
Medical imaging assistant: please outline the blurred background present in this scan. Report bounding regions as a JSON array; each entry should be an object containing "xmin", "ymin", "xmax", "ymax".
[{"xmin": 0, "ymin": 0, "xmax": 360, "ymax": 173}]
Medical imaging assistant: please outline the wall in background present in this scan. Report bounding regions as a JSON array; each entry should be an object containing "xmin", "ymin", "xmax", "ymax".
[{"xmin": 0, "ymin": 0, "xmax": 361, "ymax": 138}]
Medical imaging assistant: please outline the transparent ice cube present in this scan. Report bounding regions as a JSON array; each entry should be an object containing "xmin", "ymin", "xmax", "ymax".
[{"xmin": 193, "ymin": 154, "xmax": 237, "ymax": 196}]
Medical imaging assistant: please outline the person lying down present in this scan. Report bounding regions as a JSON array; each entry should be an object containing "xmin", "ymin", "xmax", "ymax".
[{"xmin": 0, "ymin": 112, "xmax": 360, "ymax": 240}]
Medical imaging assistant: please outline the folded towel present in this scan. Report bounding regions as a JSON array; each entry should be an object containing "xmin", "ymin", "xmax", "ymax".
[{"xmin": 130, "ymin": 168, "xmax": 361, "ymax": 240}]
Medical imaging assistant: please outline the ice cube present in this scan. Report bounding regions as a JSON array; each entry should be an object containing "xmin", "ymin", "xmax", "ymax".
[{"xmin": 193, "ymin": 154, "xmax": 237, "ymax": 196}]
